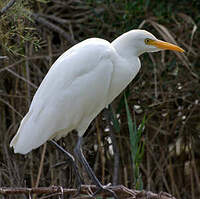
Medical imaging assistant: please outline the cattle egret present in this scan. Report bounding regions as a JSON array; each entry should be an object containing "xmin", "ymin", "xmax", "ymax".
[{"xmin": 10, "ymin": 30, "xmax": 184, "ymax": 198}]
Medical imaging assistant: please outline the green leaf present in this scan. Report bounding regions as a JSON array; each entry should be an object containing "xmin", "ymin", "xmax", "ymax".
[{"xmin": 124, "ymin": 93, "xmax": 145, "ymax": 190}]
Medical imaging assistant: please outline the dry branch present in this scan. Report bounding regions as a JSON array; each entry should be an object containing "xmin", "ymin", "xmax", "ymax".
[
  {"xmin": 0, "ymin": 185, "xmax": 177, "ymax": 199},
  {"xmin": 0, "ymin": 0, "xmax": 16, "ymax": 16},
  {"xmin": 31, "ymin": 13, "xmax": 77, "ymax": 45}
]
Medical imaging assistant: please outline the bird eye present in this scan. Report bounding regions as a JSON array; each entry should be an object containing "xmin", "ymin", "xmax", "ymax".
[{"xmin": 144, "ymin": 38, "xmax": 151, "ymax": 45}]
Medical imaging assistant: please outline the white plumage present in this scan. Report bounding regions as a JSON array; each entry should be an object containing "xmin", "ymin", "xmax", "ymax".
[{"xmin": 10, "ymin": 30, "xmax": 184, "ymax": 154}]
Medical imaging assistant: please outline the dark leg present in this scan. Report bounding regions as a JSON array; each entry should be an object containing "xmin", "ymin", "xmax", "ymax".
[
  {"xmin": 50, "ymin": 140, "xmax": 84, "ymax": 192},
  {"xmin": 74, "ymin": 136, "xmax": 118, "ymax": 199}
]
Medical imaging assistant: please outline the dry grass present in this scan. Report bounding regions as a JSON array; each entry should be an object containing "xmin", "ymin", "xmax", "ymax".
[{"xmin": 0, "ymin": 0, "xmax": 199, "ymax": 199}]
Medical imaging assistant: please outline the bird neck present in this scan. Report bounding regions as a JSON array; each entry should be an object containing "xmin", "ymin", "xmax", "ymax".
[{"xmin": 111, "ymin": 35, "xmax": 141, "ymax": 59}]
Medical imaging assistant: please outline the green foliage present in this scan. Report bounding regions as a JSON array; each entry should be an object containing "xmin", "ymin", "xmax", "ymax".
[
  {"xmin": 0, "ymin": 0, "xmax": 41, "ymax": 56},
  {"xmin": 124, "ymin": 94, "xmax": 145, "ymax": 190},
  {"xmin": 110, "ymin": 92, "xmax": 145, "ymax": 190}
]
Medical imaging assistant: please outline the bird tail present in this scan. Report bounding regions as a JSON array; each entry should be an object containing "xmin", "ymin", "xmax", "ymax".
[{"xmin": 10, "ymin": 111, "xmax": 33, "ymax": 154}]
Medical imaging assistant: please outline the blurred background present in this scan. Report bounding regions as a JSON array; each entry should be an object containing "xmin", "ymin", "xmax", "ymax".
[{"xmin": 0, "ymin": 0, "xmax": 199, "ymax": 199}]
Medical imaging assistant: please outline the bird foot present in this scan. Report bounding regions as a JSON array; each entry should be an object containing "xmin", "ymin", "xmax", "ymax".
[{"xmin": 91, "ymin": 183, "xmax": 119, "ymax": 199}]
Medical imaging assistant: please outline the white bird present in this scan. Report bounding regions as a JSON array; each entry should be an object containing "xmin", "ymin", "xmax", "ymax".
[{"xmin": 10, "ymin": 30, "xmax": 184, "ymax": 197}]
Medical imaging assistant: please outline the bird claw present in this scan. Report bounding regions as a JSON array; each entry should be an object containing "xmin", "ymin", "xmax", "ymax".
[{"xmin": 92, "ymin": 183, "xmax": 119, "ymax": 199}]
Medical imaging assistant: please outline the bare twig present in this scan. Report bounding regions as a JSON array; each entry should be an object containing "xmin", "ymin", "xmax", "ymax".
[
  {"xmin": 149, "ymin": 54, "xmax": 158, "ymax": 101},
  {"xmin": 0, "ymin": 98, "xmax": 23, "ymax": 118},
  {"xmin": 0, "ymin": 54, "xmax": 60, "ymax": 73},
  {"xmin": 6, "ymin": 68, "xmax": 38, "ymax": 89},
  {"xmin": 0, "ymin": 185, "xmax": 177, "ymax": 199},
  {"xmin": 35, "ymin": 144, "xmax": 47, "ymax": 188},
  {"xmin": 0, "ymin": 56, "xmax": 8, "ymax": 59},
  {"xmin": 95, "ymin": 117, "xmax": 105, "ymax": 184},
  {"xmin": 103, "ymin": 107, "xmax": 120, "ymax": 185},
  {"xmin": 0, "ymin": 0, "xmax": 16, "ymax": 16},
  {"xmin": 31, "ymin": 13, "xmax": 77, "ymax": 45},
  {"xmin": 38, "ymin": 14, "xmax": 71, "ymax": 25}
]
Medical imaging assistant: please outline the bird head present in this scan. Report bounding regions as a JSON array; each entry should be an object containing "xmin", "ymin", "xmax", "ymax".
[
  {"xmin": 112, "ymin": 30, "xmax": 184, "ymax": 57},
  {"xmin": 140, "ymin": 30, "xmax": 184, "ymax": 54}
]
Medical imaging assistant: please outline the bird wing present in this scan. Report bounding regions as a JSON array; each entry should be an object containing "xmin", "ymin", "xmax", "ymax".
[{"xmin": 10, "ymin": 38, "xmax": 115, "ymax": 154}]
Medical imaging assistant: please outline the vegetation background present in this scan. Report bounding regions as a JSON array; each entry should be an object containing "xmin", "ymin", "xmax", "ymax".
[{"xmin": 0, "ymin": 0, "xmax": 199, "ymax": 198}]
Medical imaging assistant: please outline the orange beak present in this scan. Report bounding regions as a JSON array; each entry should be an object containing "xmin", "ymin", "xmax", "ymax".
[{"xmin": 150, "ymin": 40, "xmax": 184, "ymax": 52}]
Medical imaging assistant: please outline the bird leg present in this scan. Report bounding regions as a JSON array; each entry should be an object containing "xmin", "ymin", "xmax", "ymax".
[
  {"xmin": 50, "ymin": 140, "xmax": 84, "ymax": 194},
  {"xmin": 74, "ymin": 136, "xmax": 119, "ymax": 199}
]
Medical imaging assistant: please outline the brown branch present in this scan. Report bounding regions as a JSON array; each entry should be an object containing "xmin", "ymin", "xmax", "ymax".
[
  {"xmin": 0, "ymin": 54, "xmax": 61, "ymax": 73},
  {"xmin": 0, "ymin": 0, "xmax": 16, "ymax": 16},
  {"xmin": 0, "ymin": 185, "xmax": 177, "ymax": 199},
  {"xmin": 0, "ymin": 56, "xmax": 8, "ymax": 59},
  {"xmin": 35, "ymin": 144, "xmax": 47, "ymax": 188},
  {"xmin": 6, "ymin": 68, "xmax": 38, "ymax": 89},
  {"xmin": 103, "ymin": 107, "xmax": 120, "ymax": 185},
  {"xmin": 31, "ymin": 13, "xmax": 77, "ymax": 45}
]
